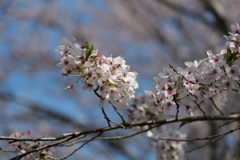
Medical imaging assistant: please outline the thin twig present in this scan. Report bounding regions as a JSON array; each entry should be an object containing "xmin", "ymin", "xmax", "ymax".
[
  {"xmin": 219, "ymin": 120, "xmax": 238, "ymax": 128},
  {"xmin": 156, "ymin": 125, "xmax": 240, "ymax": 142},
  {"xmin": 210, "ymin": 97, "xmax": 224, "ymax": 116},
  {"xmin": 94, "ymin": 86, "xmax": 123, "ymax": 127},
  {"xmin": 169, "ymin": 64, "xmax": 210, "ymax": 87},
  {"xmin": 10, "ymin": 135, "xmax": 78, "ymax": 160},
  {"xmin": 109, "ymin": 101, "xmax": 126, "ymax": 124},
  {"xmin": 105, "ymin": 118, "xmax": 126, "ymax": 128},
  {"xmin": 185, "ymin": 135, "xmax": 225, "ymax": 153},
  {"xmin": 58, "ymin": 135, "xmax": 86, "ymax": 147},
  {"xmin": 101, "ymin": 108, "xmax": 111, "ymax": 127},
  {"xmin": 93, "ymin": 85, "xmax": 126, "ymax": 125},
  {"xmin": 93, "ymin": 89, "xmax": 110, "ymax": 129},
  {"xmin": 173, "ymin": 95, "xmax": 180, "ymax": 120},
  {"xmin": 49, "ymin": 132, "xmax": 103, "ymax": 160},
  {"xmin": 232, "ymin": 88, "xmax": 238, "ymax": 92},
  {"xmin": 194, "ymin": 100, "xmax": 206, "ymax": 117},
  {"xmin": 65, "ymin": 124, "xmax": 161, "ymax": 144},
  {"xmin": 229, "ymin": 111, "xmax": 240, "ymax": 114},
  {"xmin": 63, "ymin": 124, "xmax": 240, "ymax": 145},
  {"xmin": 0, "ymin": 147, "xmax": 16, "ymax": 153},
  {"xmin": 93, "ymin": 86, "xmax": 101, "ymax": 98}
]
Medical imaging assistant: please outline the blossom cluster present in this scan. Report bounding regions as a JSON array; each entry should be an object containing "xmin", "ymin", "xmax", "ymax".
[
  {"xmin": 53, "ymin": 23, "xmax": 240, "ymax": 160},
  {"xmin": 9, "ymin": 131, "xmax": 54, "ymax": 160},
  {"xmin": 151, "ymin": 128, "xmax": 186, "ymax": 160},
  {"xmin": 127, "ymin": 23, "xmax": 240, "ymax": 160},
  {"xmin": 128, "ymin": 90, "xmax": 164, "ymax": 122},
  {"xmin": 129, "ymin": 23, "xmax": 240, "ymax": 121},
  {"xmin": 56, "ymin": 37, "xmax": 138, "ymax": 110}
]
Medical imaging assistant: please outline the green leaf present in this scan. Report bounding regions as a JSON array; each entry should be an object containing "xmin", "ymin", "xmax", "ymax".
[
  {"xmin": 85, "ymin": 42, "xmax": 94, "ymax": 60},
  {"xmin": 179, "ymin": 121, "xmax": 191, "ymax": 128},
  {"xmin": 226, "ymin": 47, "xmax": 235, "ymax": 63},
  {"xmin": 226, "ymin": 48, "xmax": 231, "ymax": 63}
]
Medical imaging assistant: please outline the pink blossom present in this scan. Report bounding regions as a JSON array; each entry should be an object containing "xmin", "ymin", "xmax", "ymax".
[
  {"xmin": 158, "ymin": 67, "xmax": 173, "ymax": 78},
  {"xmin": 225, "ymin": 65, "xmax": 240, "ymax": 80},
  {"xmin": 65, "ymin": 84, "xmax": 76, "ymax": 90},
  {"xmin": 229, "ymin": 23, "xmax": 240, "ymax": 36},
  {"xmin": 9, "ymin": 131, "xmax": 54, "ymax": 159},
  {"xmin": 152, "ymin": 128, "xmax": 186, "ymax": 160}
]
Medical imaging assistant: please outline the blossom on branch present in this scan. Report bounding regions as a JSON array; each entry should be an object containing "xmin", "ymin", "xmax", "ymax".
[
  {"xmin": 9, "ymin": 131, "xmax": 54, "ymax": 160},
  {"xmin": 53, "ymin": 23, "xmax": 240, "ymax": 160},
  {"xmin": 152, "ymin": 128, "xmax": 186, "ymax": 160},
  {"xmin": 130, "ymin": 23, "xmax": 240, "ymax": 120},
  {"xmin": 56, "ymin": 38, "xmax": 138, "ymax": 110}
]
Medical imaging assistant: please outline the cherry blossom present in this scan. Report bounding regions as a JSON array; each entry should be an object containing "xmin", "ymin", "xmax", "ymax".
[
  {"xmin": 128, "ymin": 25, "xmax": 240, "ymax": 160},
  {"xmin": 56, "ymin": 38, "xmax": 138, "ymax": 110},
  {"xmin": 229, "ymin": 23, "xmax": 240, "ymax": 36},
  {"xmin": 152, "ymin": 128, "xmax": 186, "ymax": 160},
  {"xmin": 9, "ymin": 131, "xmax": 54, "ymax": 160},
  {"xmin": 53, "ymin": 23, "xmax": 240, "ymax": 160},
  {"xmin": 225, "ymin": 64, "xmax": 240, "ymax": 81}
]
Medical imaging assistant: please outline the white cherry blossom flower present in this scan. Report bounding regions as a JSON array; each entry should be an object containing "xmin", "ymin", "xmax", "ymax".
[
  {"xmin": 152, "ymin": 128, "xmax": 186, "ymax": 160},
  {"xmin": 229, "ymin": 23, "xmax": 240, "ymax": 36},
  {"xmin": 158, "ymin": 67, "xmax": 173, "ymax": 78},
  {"xmin": 225, "ymin": 64, "xmax": 240, "ymax": 81}
]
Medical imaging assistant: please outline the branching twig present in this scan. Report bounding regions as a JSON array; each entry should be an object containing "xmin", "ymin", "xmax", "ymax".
[
  {"xmin": 8, "ymin": 121, "xmax": 240, "ymax": 159},
  {"xmin": 58, "ymin": 135, "xmax": 86, "ymax": 147},
  {"xmin": 101, "ymin": 107, "xmax": 125, "ymax": 128},
  {"xmin": 49, "ymin": 132, "xmax": 103, "ymax": 160},
  {"xmin": 210, "ymin": 97, "xmax": 224, "ymax": 115},
  {"xmin": 94, "ymin": 86, "xmax": 125, "ymax": 127},
  {"xmin": 58, "ymin": 123, "xmax": 240, "ymax": 147},
  {"xmin": 169, "ymin": 64, "xmax": 211, "ymax": 86},
  {"xmin": 65, "ymin": 124, "xmax": 161, "ymax": 144},
  {"xmin": 101, "ymin": 108, "xmax": 111, "ymax": 127},
  {"xmin": 6, "ymin": 114, "xmax": 240, "ymax": 159},
  {"xmin": 194, "ymin": 100, "xmax": 206, "ymax": 117},
  {"xmin": 109, "ymin": 101, "xmax": 126, "ymax": 124},
  {"xmin": 93, "ymin": 86, "xmax": 101, "ymax": 98},
  {"xmin": 2, "ymin": 114, "xmax": 240, "ymax": 142},
  {"xmin": 169, "ymin": 64, "xmax": 210, "ymax": 87},
  {"xmin": 185, "ymin": 135, "xmax": 225, "ymax": 153},
  {"xmin": 10, "ymin": 135, "xmax": 78, "ymax": 160},
  {"xmin": 105, "ymin": 118, "xmax": 126, "ymax": 128},
  {"xmin": 173, "ymin": 95, "xmax": 180, "ymax": 120},
  {"xmin": 156, "ymin": 125, "xmax": 240, "ymax": 142}
]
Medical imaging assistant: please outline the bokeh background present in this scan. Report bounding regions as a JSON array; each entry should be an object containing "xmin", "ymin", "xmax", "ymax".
[{"xmin": 1, "ymin": 0, "xmax": 240, "ymax": 159}]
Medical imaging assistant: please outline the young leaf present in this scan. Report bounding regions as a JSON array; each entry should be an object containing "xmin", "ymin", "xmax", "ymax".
[
  {"xmin": 226, "ymin": 47, "xmax": 235, "ymax": 63},
  {"xmin": 179, "ymin": 121, "xmax": 191, "ymax": 128},
  {"xmin": 85, "ymin": 42, "xmax": 94, "ymax": 60}
]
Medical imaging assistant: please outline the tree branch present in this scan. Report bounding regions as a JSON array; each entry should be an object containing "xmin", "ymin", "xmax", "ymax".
[
  {"xmin": 49, "ymin": 132, "xmax": 103, "ymax": 160},
  {"xmin": 2, "ymin": 114, "xmax": 240, "ymax": 142},
  {"xmin": 210, "ymin": 97, "xmax": 224, "ymax": 116}
]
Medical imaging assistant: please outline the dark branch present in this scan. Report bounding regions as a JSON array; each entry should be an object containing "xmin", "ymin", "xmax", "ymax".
[
  {"xmin": 2, "ymin": 114, "xmax": 240, "ymax": 142},
  {"xmin": 210, "ymin": 97, "xmax": 224, "ymax": 116},
  {"xmin": 194, "ymin": 100, "xmax": 206, "ymax": 117},
  {"xmin": 101, "ymin": 108, "xmax": 111, "ymax": 127}
]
